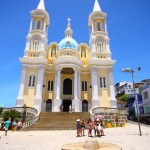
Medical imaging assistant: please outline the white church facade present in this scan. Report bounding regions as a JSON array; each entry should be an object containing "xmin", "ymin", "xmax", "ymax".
[{"xmin": 16, "ymin": 0, "xmax": 117, "ymax": 112}]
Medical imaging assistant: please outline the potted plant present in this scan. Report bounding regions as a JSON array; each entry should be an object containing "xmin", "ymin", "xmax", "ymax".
[
  {"xmin": 105, "ymin": 120, "xmax": 112, "ymax": 128},
  {"xmin": 121, "ymin": 123, "xmax": 125, "ymax": 127}
]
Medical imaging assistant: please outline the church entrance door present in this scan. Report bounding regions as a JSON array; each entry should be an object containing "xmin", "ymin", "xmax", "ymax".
[
  {"xmin": 63, "ymin": 100, "xmax": 72, "ymax": 112},
  {"xmin": 46, "ymin": 99, "xmax": 52, "ymax": 112}
]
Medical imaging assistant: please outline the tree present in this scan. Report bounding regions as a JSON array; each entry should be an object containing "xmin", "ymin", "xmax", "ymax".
[
  {"xmin": 118, "ymin": 94, "xmax": 129, "ymax": 102},
  {"xmin": 0, "ymin": 107, "xmax": 3, "ymax": 116},
  {"xmin": 2, "ymin": 109, "xmax": 22, "ymax": 121}
]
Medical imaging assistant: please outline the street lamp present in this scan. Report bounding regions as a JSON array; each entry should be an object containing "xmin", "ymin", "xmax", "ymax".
[{"xmin": 121, "ymin": 67, "xmax": 142, "ymax": 136}]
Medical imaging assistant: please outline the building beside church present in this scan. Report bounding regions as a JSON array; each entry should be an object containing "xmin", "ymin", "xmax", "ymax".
[{"xmin": 16, "ymin": 0, "xmax": 117, "ymax": 112}]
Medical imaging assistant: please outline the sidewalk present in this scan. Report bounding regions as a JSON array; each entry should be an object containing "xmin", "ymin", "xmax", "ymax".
[{"xmin": 0, "ymin": 122, "xmax": 150, "ymax": 150}]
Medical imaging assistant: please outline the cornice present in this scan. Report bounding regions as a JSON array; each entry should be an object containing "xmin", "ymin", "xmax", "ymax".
[
  {"xmin": 89, "ymin": 59, "xmax": 116, "ymax": 66},
  {"xmin": 20, "ymin": 57, "xmax": 48, "ymax": 65},
  {"xmin": 53, "ymin": 57, "xmax": 83, "ymax": 67}
]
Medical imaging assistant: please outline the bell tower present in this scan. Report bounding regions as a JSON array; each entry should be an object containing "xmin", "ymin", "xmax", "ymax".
[
  {"xmin": 16, "ymin": 0, "xmax": 50, "ymax": 111},
  {"xmin": 89, "ymin": 0, "xmax": 117, "ymax": 108},
  {"xmin": 24, "ymin": 0, "xmax": 50, "ymax": 58}
]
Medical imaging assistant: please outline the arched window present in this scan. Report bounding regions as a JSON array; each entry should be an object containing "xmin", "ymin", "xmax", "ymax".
[
  {"xmin": 36, "ymin": 20, "xmax": 43, "ymax": 30},
  {"xmin": 82, "ymin": 100, "xmax": 88, "ymax": 112},
  {"xmin": 63, "ymin": 78, "xmax": 72, "ymax": 95},
  {"xmin": 97, "ymin": 42, "xmax": 103, "ymax": 53},
  {"xmin": 30, "ymin": 36, "xmax": 41, "ymax": 51},
  {"xmin": 97, "ymin": 22, "xmax": 101, "ymax": 31},
  {"xmin": 28, "ymin": 75, "xmax": 35, "ymax": 87},
  {"xmin": 100, "ymin": 77, "xmax": 106, "ymax": 88}
]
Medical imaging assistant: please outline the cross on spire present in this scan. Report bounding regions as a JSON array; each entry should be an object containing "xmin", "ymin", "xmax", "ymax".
[{"xmin": 67, "ymin": 18, "xmax": 71, "ymax": 26}]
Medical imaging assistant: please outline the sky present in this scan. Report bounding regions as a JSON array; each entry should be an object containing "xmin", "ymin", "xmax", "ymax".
[{"xmin": 0, "ymin": 0, "xmax": 149, "ymax": 107}]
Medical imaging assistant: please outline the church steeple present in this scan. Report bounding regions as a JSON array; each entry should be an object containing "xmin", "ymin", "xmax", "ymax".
[
  {"xmin": 89, "ymin": 0, "xmax": 112, "ymax": 60},
  {"xmin": 37, "ymin": 0, "xmax": 45, "ymax": 10},
  {"xmin": 93, "ymin": 0, "xmax": 101, "ymax": 12},
  {"xmin": 23, "ymin": 0, "xmax": 50, "ymax": 58},
  {"xmin": 65, "ymin": 18, "xmax": 73, "ymax": 37}
]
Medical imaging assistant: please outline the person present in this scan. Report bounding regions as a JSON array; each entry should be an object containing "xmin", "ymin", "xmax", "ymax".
[
  {"xmin": 60, "ymin": 104, "xmax": 63, "ymax": 112},
  {"xmin": 76, "ymin": 119, "xmax": 81, "ymax": 137},
  {"xmin": 72, "ymin": 105, "xmax": 75, "ymax": 112},
  {"xmin": 81, "ymin": 120, "xmax": 86, "ymax": 136},
  {"xmin": 100, "ymin": 120, "xmax": 105, "ymax": 136},
  {"xmin": 11, "ymin": 119, "xmax": 17, "ymax": 132},
  {"xmin": 3, "ymin": 118, "xmax": 11, "ymax": 136},
  {"xmin": 17, "ymin": 120, "xmax": 22, "ymax": 131},
  {"xmin": 97, "ymin": 119, "xmax": 101, "ymax": 137},
  {"xmin": 69, "ymin": 105, "xmax": 72, "ymax": 113},
  {"xmin": 87, "ymin": 119, "xmax": 93, "ymax": 137},
  {"xmin": 94, "ymin": 120, "xmax": 98, "ymax": 137}
]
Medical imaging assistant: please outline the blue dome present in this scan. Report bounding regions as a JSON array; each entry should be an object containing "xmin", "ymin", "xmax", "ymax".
[{"xmin": 59, "ymin": 37, "xmax": 78, "ymax": 50}]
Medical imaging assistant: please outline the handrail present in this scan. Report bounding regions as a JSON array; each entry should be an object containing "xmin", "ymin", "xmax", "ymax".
[
  {"xmin": 90, "ymin": 107, "xmax": 128, "ymax": 121},
  {"xmin": 2, "ymin": 107, "xmax": 40, "ymax": 129}
]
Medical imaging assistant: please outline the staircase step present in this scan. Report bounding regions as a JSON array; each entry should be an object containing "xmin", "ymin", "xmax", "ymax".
[{"xmin": 23, "ymin": 112, "xmax": 90, "ymax": 131}]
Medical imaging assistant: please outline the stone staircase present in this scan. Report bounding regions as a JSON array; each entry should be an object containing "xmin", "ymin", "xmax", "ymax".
[{"xmin": 23, "ymin": 112, "xmax": 90, "ymax": 131}]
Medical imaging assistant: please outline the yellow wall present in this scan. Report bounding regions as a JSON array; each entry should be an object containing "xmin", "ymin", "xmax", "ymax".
[
  {"xmin": 98, "ymin": 68, "xmax": 110, "ymax": 107},
  {"xmin": 23, "ymin": 67, "xmax": 38, "ymax": 107}
]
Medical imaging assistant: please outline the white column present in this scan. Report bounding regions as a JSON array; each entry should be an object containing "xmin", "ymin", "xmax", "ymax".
[
  {"xmin": 91, "ymin": 39, "xmax": 97, "ymax": 59},
  {"xmin": 72, "ymin": 68, "xmax": 80, "ymax": 112},
  {"xmin": 109, "ymin": 67, "xmax": 117, "ymax": 108},
  {"xmin": 91, "ymin": 67, "xmax": 99, "ymax": 108},
  {"xmin": 74, "ymin": 68, "xmax": 78, "ymax": 100},
  {"xmin": 29, "ymin": 20, "xmax": 33, "ymax": 31},
  {"xmin": 39, "ymin": 36, "xmax": 45, "ymax": 58},
  {"xmin": 34, "ymin": 65, "xmax": 45, "ymax": 112},
  {"xmin": 78, "ymin": 70, "xmax": 81, "ymax": 100},
  {"xmin": 16, "ymin": 65, "xmax": 27, "ymax": 107},
  {"xmin": 43, "ymin": 21, "xmax": 46, "ymax": 31},
  {"xmin": 53, "ymin": 67, "xmax": 62, "ymax": 112}
]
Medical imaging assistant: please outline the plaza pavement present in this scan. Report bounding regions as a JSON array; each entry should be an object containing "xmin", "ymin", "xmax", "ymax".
[{"xmin": 0, "ymin": 121, "xmax": 150, "ymax": 150}]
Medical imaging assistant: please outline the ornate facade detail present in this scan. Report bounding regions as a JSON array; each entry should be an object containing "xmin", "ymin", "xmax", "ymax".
[{"xmin": 16, "ymin": 0, "xmax": 117, "ymax": 112}]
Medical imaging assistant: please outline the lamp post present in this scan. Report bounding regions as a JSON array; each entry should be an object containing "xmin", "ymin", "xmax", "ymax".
[{"xmin": 121, "ymin": 67, "xmax": 142, "ymax": 136}]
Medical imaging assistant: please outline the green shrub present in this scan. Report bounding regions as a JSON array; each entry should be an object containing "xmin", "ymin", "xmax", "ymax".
[{"xmin": 2, "ymin": 109, "xmax": 22, "ymax": 121}]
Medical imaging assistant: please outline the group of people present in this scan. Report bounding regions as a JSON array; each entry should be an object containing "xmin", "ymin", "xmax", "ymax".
[
  {"xmin": 59, "ymin": 104, "xmax": 75, "ymax": 112},
  {"xmin": 76, "ymin": 118, "xmax": 105, "ymax": 137},
  {"xmin": 2, "ymin": 118, "xmax": 22, "ymax": 136}
]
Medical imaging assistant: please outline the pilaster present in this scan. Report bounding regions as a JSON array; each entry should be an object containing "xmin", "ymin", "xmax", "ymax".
[
  {"xmin": 34, "ymin": 65, "xmax": 45, "ymax": 111},
  {"xmin": 16, "ymin": 65, "xmax": 27, "ymax": 107},
  {"xmin": 91, "ymin": 67, "xmax": 100, "ymax": 108},
  {"xmin": 53, "ymin": 67, "xmax": 62, "ymax": 112},
  {"xmin": 109, "ymin": 67, "xmax": 117, "ymax": 108}
]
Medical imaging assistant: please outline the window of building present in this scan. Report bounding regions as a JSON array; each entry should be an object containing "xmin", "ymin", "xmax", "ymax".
[
  {"xmin": 82, "ymin": 81, "xmax": 87, "ymax": 91},
  {"xmin": 32, "ymin": 41, "xmax": 40, "ymax": 51},
  {"xmin": 97, "ymin": 22, "xmax": 101, "ymax": 31},
  {"xmin": 37, "ymin": 21, "xmax": 41, "ymax": 30},
  {"xmin": 47, "ymin": 80, "xmax": 53, "ymax": 91},
  {"xmin": 143, "ymin": 91, "xmax": 149, "ymax": 99},
  {"xmin": 97, "ymin": 42, "xmax": 103, "ymax": 53},
  {"xmin": 28, "ymin": 75, "xmax": 35, "ymax": 87},
  {"xmin": 100, "ymin": 77, "xmax": 106, "ymax": 88}
]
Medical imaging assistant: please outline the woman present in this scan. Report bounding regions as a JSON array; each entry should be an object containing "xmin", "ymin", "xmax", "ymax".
[
  {"xmin": 76, "ymin": 119, "xmax": 81, "ymax": 137},
  {"xmin": 87, "ymin": 119, "xmax": 93, "ymax": 137},
  {"xmin": 81, "ymin": 120, "xmax": 86, "ymax": 136}
]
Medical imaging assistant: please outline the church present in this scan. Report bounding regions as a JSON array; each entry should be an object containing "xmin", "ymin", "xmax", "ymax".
[{"xmin": 16, "ymin": 0, "xmax": 117, "ymax": 112}]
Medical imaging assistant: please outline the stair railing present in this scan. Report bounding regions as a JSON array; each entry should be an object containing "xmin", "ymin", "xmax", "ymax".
[
  {"xmin": 90, "ymin": 107, "xmax": 128, "ymax": 122},
  {"xmin": 2, "ymin": 107, "xmax": 40, "ymax": 128}
]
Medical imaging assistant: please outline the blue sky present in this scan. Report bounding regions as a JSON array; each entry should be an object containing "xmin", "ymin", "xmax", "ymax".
[{"xmin": 0, "ymin": 0, "xmax": 149, "ymax": 107}]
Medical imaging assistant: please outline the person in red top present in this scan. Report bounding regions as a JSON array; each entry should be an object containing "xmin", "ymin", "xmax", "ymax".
[{"xmin": 87, "ymin": 119, "xmax": 93, "ymax": 137}]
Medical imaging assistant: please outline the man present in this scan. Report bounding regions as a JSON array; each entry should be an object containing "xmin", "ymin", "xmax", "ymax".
[{"xmin": 3, "ymin": 118, "xmax": 11, "ymax": 136}]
